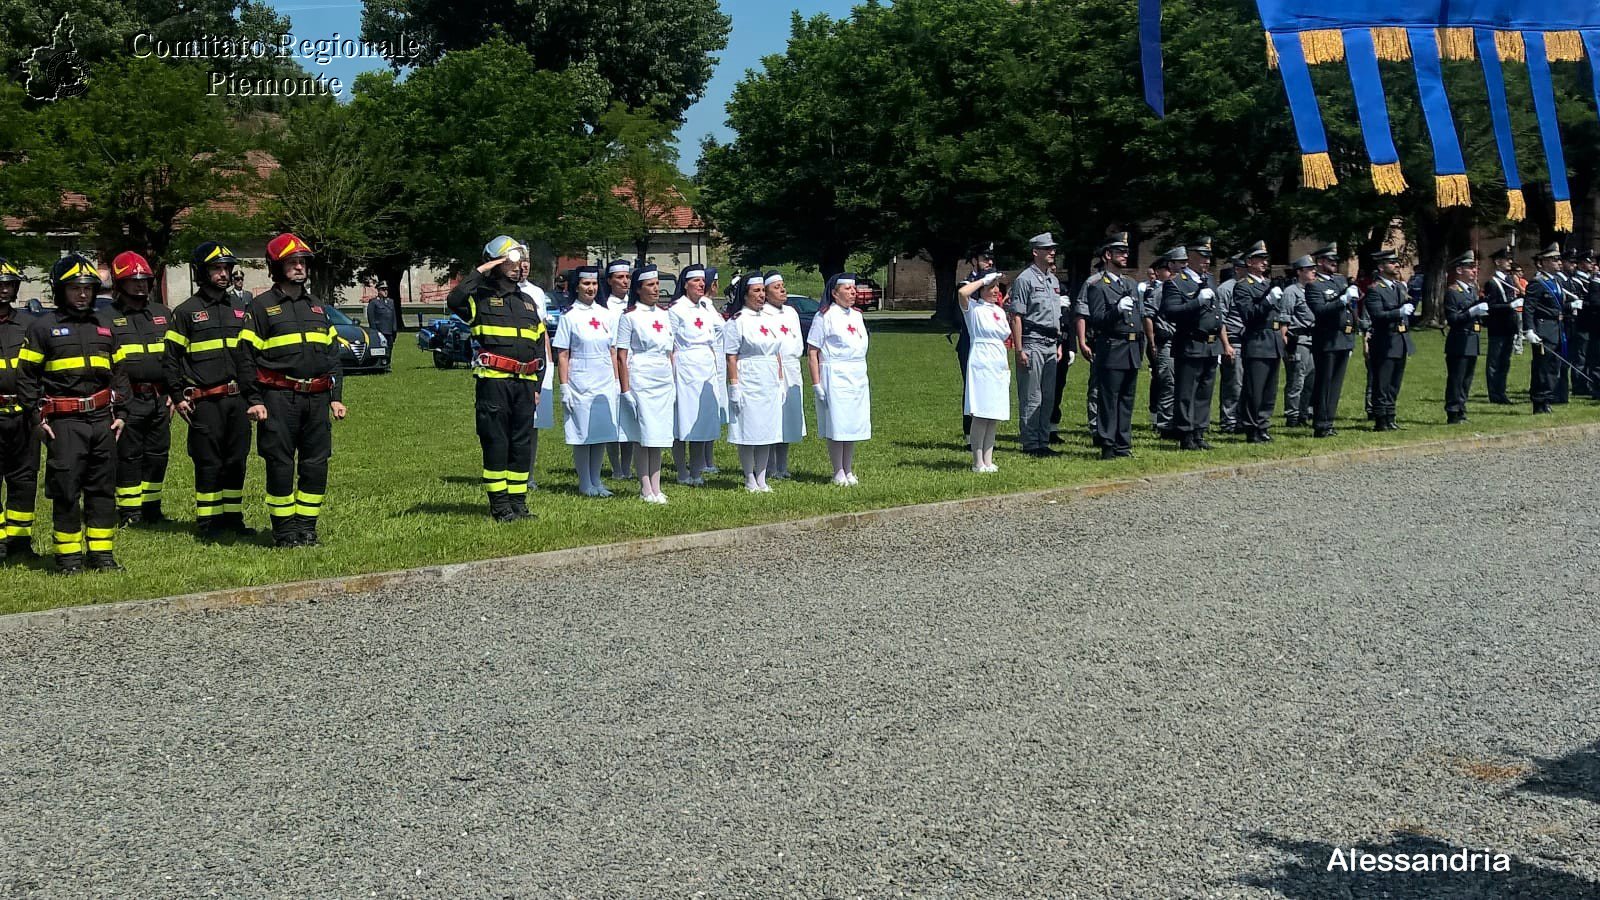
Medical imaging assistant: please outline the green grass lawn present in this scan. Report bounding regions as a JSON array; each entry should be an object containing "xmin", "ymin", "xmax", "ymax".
[{"xmin": 5, "ymin": 324, "xmax": 1594, "ymax": 614}]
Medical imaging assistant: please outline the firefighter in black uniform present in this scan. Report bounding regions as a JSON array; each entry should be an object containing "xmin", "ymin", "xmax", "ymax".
[
  {"xmin": 447, "ymin": 235, "xmax": 548, "ymax": 522},
  {"xmin": 1523, "ymin": 244, "xmax": 1566, "ymax": 414},
  {"xmin": 0, "ymin": 256, "xmax": 41, "ymax": 562},
  {"xmin": 102, "ymin": 251, "xmax": 174, "ymax": 524},
  {"xmin": 165, "ymin": 241, "xmax": 255, "ymax": 538},
  {"xmin": 233, "ymin": 233, "xmax": 347, "ymax": 548},
  {"xmin": 17, "ymin": 255, "xmax": 129, "ymax": 573}
]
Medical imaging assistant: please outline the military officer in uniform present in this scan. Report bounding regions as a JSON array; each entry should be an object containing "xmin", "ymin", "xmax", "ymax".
[
  {"xmin": 447, "ymin": 236, "xmax": 548, "ymax": 521},
  {"xmin": 1161, "ymin": 247, "xmax": 1225, "ymax": 450},
  {"xmin": 1234, "ymin": 242, "xmax": 1287, "ymax": 443},
  {"xmin": 1577, "ymin": 250, "xmax": 1600, "ymax": 398},
  {"xmin": 1073, "ymin": 264, "xmax": 1102, "ymax": 444},
  {"xmin": 1363, "ymin": 250, "xmax": 1415, "ymax": 431},
  {"xmin": 233, "ymin": 234, "xmax": 349, "ymax": 548},
  {"xmin": 1215, "ymin": 254, "xmax": 1246, "ymax": 432},
  {"xmin": 1554, "ymin": 249, "xmax": 1581, "ymax": 403},
  {"xmin": 1145, "ymin": 255, "xmax": 1178, "ymax": 438},
  {"xmin": 1008, "ymin": 233, "xmax": 1064, "ymax": 456},
  {"xmin": 17, "ymin": 255, "xmax": 129, "ymax": 573},
  {"xmin": 1281, "ymin": 259, "xmax": 1316, "ymax": 427},
  {"xmin": 365, "ymin": 282, "xmax": 398, "ymax": 350},
  {"xmin": 1482, "ymin": 246, "xmax": 1521, "ymax": 404},
  {"xmin": 164, "ymin": 241, "xmax": 255, "ymax": 538},
  {"xmin": 0, "ymin": 257, "xmax": 40, "ymax": 562},
  {"xmin": 1304, "ymin": 244, "xmax": 1359, "ymax": 438},
  {"xmin": 1442, "ymin": 252, "xmax": 1489, "ymax": 424},
  {"xmin": 102, "ymin": 252, "xmax": 174, "ymax": 525},
  {"xmin": 1085, "ymin": 235, "xmax": 1145, "ymax": 459},
  {"xmin": 1523, "ymin": 244, "xmax": 1566, "ymax": 414}
]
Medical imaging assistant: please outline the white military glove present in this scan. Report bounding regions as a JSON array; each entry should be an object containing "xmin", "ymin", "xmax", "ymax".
[
  {"xmin": 1198, "ymin": 287, "xmax": 1216, "ymax": 302},
  {"xmin": 1512, "ymin": 298, "xmax": 1525, "ymax": 311},
  {"xmin": 1117, "ymin": 296, "xmax": 1136, "ymax": 313},
  {"xmin": 981, "ymin": 271, "xmax": 1002, "ymax": 286},
  {"xmin": 728, "ymin": 382, "xmax": 743, "ymax": 408},
  {"xmin": 1469, "ymin": 302, "xmax": 1489, "ymax": 317},
  {"xmin": 1525, "ymin": 329, "xmax": 1543, "ymax": 346},
  {"xmin": 1573, "ymin": 299, "xmax": 1585, "ymax": 313},
  {"xmin": 1066, "ymin": 350, "xmax": 1076, "ymax": 366},
  {"xmin": 561, "ymin": 387, "xmax": 579, "ymax": 412},
  {"xmin": 1400, "ymin": 303, "xmax": 1415, "ymax": 317},
  {"xmin": 813, "ymin": 384, "xmax": 826, "ymax": 404},
  {"xmin": 1058, "ymin": 294, "xmax": 1073, "ymax": 310},
  {"xmin": 1268, "ymin": 286, "xmax": 1284, "ymax": 301},
  {"xmin": 1342, "ymin": 285, "xmax": 1360, "ymax": 302},
  {"xmin": 625, "ymin": 390, "xmax": 640, "ymax": 415}
]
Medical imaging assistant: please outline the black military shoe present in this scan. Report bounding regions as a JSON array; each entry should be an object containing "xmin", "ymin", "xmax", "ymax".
[
  {"xmin": 87, "ymin": 552, "xmax": 125, "ymax": 572},
  {"xmin": 507, "ymin": 495, "xmax": 534, "ymax": 521},
  {"xmin": 1114, "ymin": 448, "xmax": 1134, "ymax": 458},
  {"xmin": 140, "ymin": 502, "xmax": 165, "ymax": 524},
  {"xmin": 7, "ymin": 537, "xmax": 40, "ymax": 562},
  {"xmin": 224, "ymin": 513, "xmax": 258, "ymax": 537},
  {"xmin": 1180, "ymin": 434, "xmax": 1199, "ymax": 451},
  {"xmin": 489, "ymin": 493, "xmax": 519, "ymax": 523},
  {"xmin": 196, "ymin": 518, "xmax": 228, "ymax": 542},
  {"xmin": 54, "ymin": 554, "xmax": 84, "ymax": 576},
  {"xmin": 1313, "ymin": 428, "xmax": 1333, "ymax": 438},
  {"xmin": 1048, "ymin": 433, "xmax": 1065, "ymax": 445},
  {"xmin": 119, "ymin": 509, "xmax": 143, "ymax": 527},
  {"xmin": 1099, "ymin": 446, "xmax": 1117, "ymax": 460},
  {"xmin": 1196, "ymin": 435, "xmax": 1214, "ymax": 450}
]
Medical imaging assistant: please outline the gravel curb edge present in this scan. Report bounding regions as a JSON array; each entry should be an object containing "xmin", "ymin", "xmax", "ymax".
[{"xmin": 8, "ymin": 421, "xmax": 1599, "ymax": 633}]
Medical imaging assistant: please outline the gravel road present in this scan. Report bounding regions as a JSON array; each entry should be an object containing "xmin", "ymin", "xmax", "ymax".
[{"xmin": 3, "ymin": 440, "xmax": 1599, "ymax": 899}]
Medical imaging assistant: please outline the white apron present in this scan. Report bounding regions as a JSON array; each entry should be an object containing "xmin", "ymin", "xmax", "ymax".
[
  {"xmin": 553, "ymin": 301, "xmax": 621, "ymax": 445},
  {"xmin": 669, "ymin": 296, "xmax": 725, "ymax": 441},
  {"xmin": 519, "ymin": 281, "xmax": 555, "ymax": 430},
  {"xmin": 963, "ymin": 299, "xmax": 1013, "ymax": 420},
  {"xmin": 767, "ymin": 304, "xmax": 808, "ymax": 441},
  {"xmin": 725, "ymin": 309, "xmax": 786, "ymax": 446},
  {"xmin": 615, "ymin": 305, "xmax": 676, "ymax": 448},
  {"xmin": 807, "ymin": 305, "xmax": 872, "ymax": 441}
]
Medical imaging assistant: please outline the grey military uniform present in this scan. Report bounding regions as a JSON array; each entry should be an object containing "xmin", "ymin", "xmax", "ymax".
[
  {"xmin": 1085, "ymin": 270, "xmax": 1145, "ymax": 453},
  {"xmin": 1281, "ymin": 283, "xmax": 1315, "ymax": 425},
  {"xmin": 1008, "ymin": 264, "xmax": 1061, "ymax": 451},
  {"xmin": 1074, "ymin": 277, "xmax": 1101, "ymax": 441},
  {"xmin": 365, "ymin": 296, "xmax": 398, "ymax": 343},
  {"xmin": 1216, "ymin": 277, "xmax": 1244, "ymax": 431},
  {"xmin": 1144, "ymin": 280, "xmax": 1175, "ymax": 432}
]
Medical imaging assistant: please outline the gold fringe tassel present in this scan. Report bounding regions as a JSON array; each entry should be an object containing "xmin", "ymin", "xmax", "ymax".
[
  {"xmin": 1506, "ymin": 189, "xmax": 1526, "ymax": 222},
  {"xmin": 1372, "ymin": 27, "xmax": 1412, "ymax": 60},
  {"xmin": 1436, "ymin": 174, "xmax": 1472, "ymax": 208},
  {"xmin": 1266, "ymin": 32, "xmax": 1279, "ymax": 69},
  {"xmin": 1555, "ymin": 200, "xmax": 1574, "ymax": 233},
  {"xmin": 1302, "ymin": 152, "xmax": 1339, "ymax": 190},
  {"xmin": 1300, "ymin": 29, "xmax": 1345, "ymax": 64},
  {"xmin": 1372, "ymin": 162, "xmax": 1408, "ymax": 195},
  {"xmin": 1545, "ymin": 31, "xmax": 1584, "ymax": 61},
  {"xmin": 1495, "ymin": 31, "xmax": 1525, "ymax": 62},
  {"xmin": 1437, "ymin": 27, "xmax": 1476, "ymax": 61}
]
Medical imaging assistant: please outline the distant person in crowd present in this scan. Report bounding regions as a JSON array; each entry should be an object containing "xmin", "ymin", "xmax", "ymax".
[{"xmin": 365, "ymin": 281, "xmax": 397, "ymax": 348}]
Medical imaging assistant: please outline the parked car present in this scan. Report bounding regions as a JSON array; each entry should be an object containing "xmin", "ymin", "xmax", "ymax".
[
  {"xmin": 326, "ymin": 305, "xmax": 391, "ymax": 374},
  {"xmin": 854, "ymin": 277, "xmax": 883, "ymax": 311},
  {"xmin": 785, "ymin": 294, "xmax": 820, "ymax": 337}
]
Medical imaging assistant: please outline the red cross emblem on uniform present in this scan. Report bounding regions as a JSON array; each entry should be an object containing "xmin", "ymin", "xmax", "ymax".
[
  {"xmin": 651, "ymin": 320, "xmax": 663, "ymax": 332},
  {"xmin": 759, "ymin": 325, "xmax": 770, "ymax": 336},
  {"xmin": 694, "ymin": 318, "xmax": 704, "ymax": 329},
  {"xmin": 780, "ymin": 325, "xmax": 790, "ymax": 335},
  {"xmin": 847, "ymin": 324, "xmax": 858, "ymax": 335},
  {"xmin": 589, "ymin": 317, "xmax": 601, "ymax": 329},
  {"xmin": 992, "ymin": 311, "xmax": 1002, "ymax": 323}
]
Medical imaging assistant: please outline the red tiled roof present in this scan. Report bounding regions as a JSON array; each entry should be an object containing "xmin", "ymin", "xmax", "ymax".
[
  {"xmin": 610, "ymin": 183, "xmax": 704, "ymax": 230},
  {"xmin": 3, "ymin": 151, "xmax": 279, "ymax": 232}
]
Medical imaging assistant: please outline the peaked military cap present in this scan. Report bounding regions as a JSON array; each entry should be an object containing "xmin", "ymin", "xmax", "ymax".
[
  {"xmin": 1290, "ymin": 255, "xmax": 1315, "ymax": 270},
  {"xmin": 1311, "ymin": 243, "xmax": 1339, "ymax": 260},
  {"xmin": 1242, "ymin": 240, "xmax": 1269, "ymax": 259},
  {"xmin": 1450, "ymin": 251, "xmax": 1477, "ymax": 268}
]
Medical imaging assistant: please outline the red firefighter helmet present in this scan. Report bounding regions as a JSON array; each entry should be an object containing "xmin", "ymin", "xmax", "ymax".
[
  {"xmin": 111, "ymin": 251, "xmax": 155, "ymax": 283},
  {"xmin": 266, "ymin": 233, "xmax": 314, "ymax": 281}
]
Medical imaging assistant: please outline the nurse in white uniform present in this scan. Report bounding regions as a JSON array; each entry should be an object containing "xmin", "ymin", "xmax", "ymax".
[
  {"xmin": 614, "ymin": 265, "xmax": 675, "ymax": 504},
  {"xmin": 724, "ymin": 273, "xmax": 786, "ymax": 492},
  {"xmin": 515, "ymin": 251, "xmax": 555, "ymax": 491},
  {"xmin": 762, "ymin": 271, "xmax": 806, "ymax": 479},
  {"xmin": 553, "ymin": 265, "xmax": 622, "ymax": 496},
  {"xmin": 601, "ymin": 259, "xmax": 635, "ymax": 480},
  {"xmin": 807, "ymin": 273, "xmax": 872, "ymax": 486},
  {"xmin": 667, "ymin": 264, "xmax": 723, "ymax": 485},
  {"xmin": 958, "ymin": 271, "xmax": 1011, "ymax": 473}
]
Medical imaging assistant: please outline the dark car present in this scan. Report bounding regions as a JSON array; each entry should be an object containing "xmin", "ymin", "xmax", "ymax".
[
  {"xmin": 784, "ymin": 294, "xmax": 820, "ymax": 337},
  {"xmin": 327, "ymin": 305, "xmax": 391, "ymax": 374}
]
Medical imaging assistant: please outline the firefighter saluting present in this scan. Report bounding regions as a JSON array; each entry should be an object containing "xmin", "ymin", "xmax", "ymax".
[
  {"xmin": 0, "ymin": 256, "xmax": 41, "ymax": 563},
  {"xmin": 446, "ymin": 235, "xmax": 547, "ymax": 522},
  {"xmin": 233, "ymin": 233, "xmax": 347, "ymax": 548},
  {"xmin": 102, "ymin": 252, "xmax": 173, "ymax": 525},
  {"xmin": 165, "ymin": 241, "xmax": 254, "ymax": 539},
  {"xmin": 16, "ymin": 255, "xmax": 130, "ymax": 574}
]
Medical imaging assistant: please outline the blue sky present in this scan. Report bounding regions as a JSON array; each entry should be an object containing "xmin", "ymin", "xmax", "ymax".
[{"xmin": 262, "ymin": 1, "xmax": 860, "ymax": 167}]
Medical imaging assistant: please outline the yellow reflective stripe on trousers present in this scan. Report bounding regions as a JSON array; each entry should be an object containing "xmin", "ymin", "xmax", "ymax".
[
  {"xmin": 5, "ymin": 509, "xmax": 35, "ymax": 537},
  {"xmin": 86, "ymin": 526, "xmax": 114, "ymax": 552},
  {"xmin": 294, "ymin": 490, "xmax": 323, "ymax": 518},
  {"xmin": 266, "ymin": 493, "xmax": 295, "ymax": 518},
  {"xmin": 116, "ymin": 485, "xmax": 143, "ymax": 508},
  {"xmin": 43, "ymin": 355, "xmax": 112, "ymax": 372},
  {"xmin": 482, "ymin": 469, "xmax": 508, "ymax": 493},
  {"xmin": 141, "ymin": 482, "xmax": 163, "ymax": 497},
  {"xmin": 505, "ymin": 470, "xmax": 529, "ymax": 496},
  {"xmin": 53, "ymin": 531, "xmax": 84, "ymax": 554},
  {"xmin": 195, "ymin": 490, "xmax": 224, "ymax": 515}
]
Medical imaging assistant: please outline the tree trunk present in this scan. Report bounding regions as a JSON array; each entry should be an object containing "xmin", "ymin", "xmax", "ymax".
[
  {"xmin": 930, "ymin": 247, "xmax": 960, "ymax": 327},
  {"xmin": 818, "ymin": 246, "xmax": 847, "ymax": 283}
]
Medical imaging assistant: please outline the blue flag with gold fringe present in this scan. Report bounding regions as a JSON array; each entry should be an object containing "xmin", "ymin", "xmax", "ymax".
[{"xmin": 1140, "ymin": 0, "xmax": 1600, "ymax": 231}]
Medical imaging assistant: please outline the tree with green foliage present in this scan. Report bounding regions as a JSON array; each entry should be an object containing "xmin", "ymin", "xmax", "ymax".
[
  {"xmin": 360, "ymin": 0, "xmax": 731, "ymax": 123},
  {"xmin": 6, "ymin": 57, "xmax": 259, "ymax": 269},
  {"xmin": 594, "ymin": 102, "xmax": 696, "ymax": 263}
]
